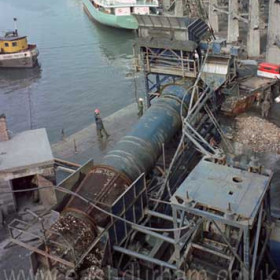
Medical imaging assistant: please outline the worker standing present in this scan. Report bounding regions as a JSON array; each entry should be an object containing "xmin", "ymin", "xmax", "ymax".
[
  {"xmin": 137, "ymin": 98, "xmax": 144, "ymax": 117},
  {"xmin": 266, "ymin": 91, "xmax": 273, "ymax": 104},
  {"xmin": 94, "ymin": 109, "xmax": 109, "ymax": 139},
  {"xmin": 256, "ymin": 92, "xmax": 262, "ymax": 107},
  {"xmin": 261, "ymin": 99, "xmax": 270, "ymax": 118}
]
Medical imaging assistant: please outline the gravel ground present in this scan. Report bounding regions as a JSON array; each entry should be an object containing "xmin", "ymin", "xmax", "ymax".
[{"xmin": 235, "ymin": 115, "xmax": 280, "ymax": 153}]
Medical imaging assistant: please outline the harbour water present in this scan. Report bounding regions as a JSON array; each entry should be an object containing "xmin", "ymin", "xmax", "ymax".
[{"xmin": 0, "ymin": 0, "xmax": 143, "ymax": 143}]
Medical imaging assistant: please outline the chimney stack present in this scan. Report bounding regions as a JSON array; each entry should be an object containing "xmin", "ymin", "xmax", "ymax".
[{"xmin": 0, "ymin": 114, "xmax": 10, "ymax": 142}]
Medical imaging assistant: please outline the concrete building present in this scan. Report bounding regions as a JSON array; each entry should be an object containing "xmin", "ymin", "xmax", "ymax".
[{"xmin": 0, "ymin": 115, "xmax": 56, "ymax": 216}]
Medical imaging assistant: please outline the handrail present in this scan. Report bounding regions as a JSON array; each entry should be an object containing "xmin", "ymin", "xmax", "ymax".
[{"xmin": 94, "ymin": 0, "xmax": 158, "ymax": 7}]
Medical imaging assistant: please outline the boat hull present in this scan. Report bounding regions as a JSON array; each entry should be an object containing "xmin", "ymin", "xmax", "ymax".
[
  {"xmin": 0, "ymin": 45, "xmax": 39, "ymax": 68},
  {"xmin": 83, "ymin": 0, "xmax": 138, "ymax": 30}
]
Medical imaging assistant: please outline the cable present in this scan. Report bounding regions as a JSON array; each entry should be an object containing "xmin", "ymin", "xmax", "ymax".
[
  {"xmin": 163, "ymin": 46, "xmax": 212, "ymax": 185},
  {"xmin": 149, "ymin": 198, "xmax": 172, "ymax": 205},
  {"xmin": 148, "ymin": 45, "xmax": 213, "ymax": 215},
  {"xmin": 2, "ymin": 185, "xmax": 54, "ymax": 193},
  {"xmin": 2, "ymin": 184, "xmax": 193, "ymax": 233},
  {"xmin": 56, "ymin": 186, "xmax": 192, "ymax": 233}
]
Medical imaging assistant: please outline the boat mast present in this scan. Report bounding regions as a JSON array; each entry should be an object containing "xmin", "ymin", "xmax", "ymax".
[{"xmin": 13, "ymin": 18, "xmax": 18, "ymax": 36}]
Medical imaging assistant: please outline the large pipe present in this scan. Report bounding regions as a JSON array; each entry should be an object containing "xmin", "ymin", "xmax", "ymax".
[{"xmin": 102, "ymin": 81, "xmax": 194, "ymax": 181}]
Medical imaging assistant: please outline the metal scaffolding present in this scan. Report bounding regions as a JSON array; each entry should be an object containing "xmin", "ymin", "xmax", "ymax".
[
  {"xmin": 170, "ymin": 158, "xmax": 273, "ymax": 279},
  {"xmin": 133, "ymin": 14, "xmax": 210, "ymax": 106}
]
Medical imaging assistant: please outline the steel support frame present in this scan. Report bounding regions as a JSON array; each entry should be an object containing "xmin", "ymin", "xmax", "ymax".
[
  {"xmin": 170, "ymin": 186, "xmax": 271, "ymax": 279},
  {"xmin": 113, "ymin": 210, "xmax": 192, "ymax": 275},
  {"xmin": 131, "ymin": 224, "xmax": 176, "ymax": 245},
  {"xmin": 145, "ymin": 73, "xmax": 177, "ymax": 107},
  {"xmin": 141, "ymin": 45, "xmax": 197, "ymax": 108},
  {"xmin": 113, "ymin": 245, "xmax": 177, "ymax": 270},
  {"xmin": 171, "ymin": 207, "xmax": 205, "ymax": 269}
]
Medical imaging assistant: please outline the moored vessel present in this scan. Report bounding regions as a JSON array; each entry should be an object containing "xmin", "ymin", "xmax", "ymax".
[
  {"xmin": 83, "ymin": 0, "xmax": 159, "ymax": 30},
  {"xmin": 0, "ymin": 20, "xmax": 39, "ymax": 68}
]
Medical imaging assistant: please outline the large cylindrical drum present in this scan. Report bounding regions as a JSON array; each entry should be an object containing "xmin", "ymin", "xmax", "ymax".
[{"xmin": 103, "ymin": 81, "xmax": 194, "ymax": 180}]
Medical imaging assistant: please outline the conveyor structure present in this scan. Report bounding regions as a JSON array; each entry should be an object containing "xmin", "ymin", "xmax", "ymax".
[
  {"xmin": 7, "ymin": 14, "xmax": 279, "ymax": 280},
  {"xmin": 10, "ymin": 79, "xmax": 215, "ymax": 278}
]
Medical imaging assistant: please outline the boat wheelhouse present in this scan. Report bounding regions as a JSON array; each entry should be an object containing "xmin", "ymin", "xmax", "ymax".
[{"xmin": 0, "ymin": 21, "xmax": 39, "ymax": 69}]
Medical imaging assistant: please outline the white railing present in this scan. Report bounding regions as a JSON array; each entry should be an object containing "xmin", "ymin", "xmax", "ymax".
[
  {"xmin": 144, "ymin": 53, "xmax": 198, "ymax": 77},
  {"xmin": 95, "ymin": 0, "xmax": 158, "ymax": 7}
]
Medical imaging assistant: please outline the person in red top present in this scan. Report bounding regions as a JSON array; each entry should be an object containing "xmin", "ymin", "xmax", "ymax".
[{"xmin": 94, "ymin": 108, "xmax": 109, "ymax": 139}]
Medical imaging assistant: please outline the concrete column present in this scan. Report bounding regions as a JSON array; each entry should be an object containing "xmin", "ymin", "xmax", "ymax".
[
  {"xmin": 266, "ymin": 0, "xmax": 280, "ymax": 64},
  {"xmin": 228, "ymin": 0, "xmax": 239, "ymax": 43},
  {"xmin": 247, "ymin": 0, "xmax": 260, "ymax": 57},
  {"xmin": 163, "ymin": 0, "xmax": 171, "ymax": 11},
  {"xmin": 175, "ymin": 0, "xmax": 184, "ymax": 16},
  {"xmin": 0, "ymin": 114, "xmax": 9, "ymax": 142},
  {"xmin": 209, "ymin": 0, "xmax": 219, "ymax": 33}
]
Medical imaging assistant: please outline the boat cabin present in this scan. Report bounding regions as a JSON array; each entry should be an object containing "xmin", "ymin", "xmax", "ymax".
[
  {"xmin": 91, "ymin": 0, "xmax": 154, "ymax": 16},
  {"xmin": 0, "ymin": 32, "xmax": 28, "ymax": 54}
]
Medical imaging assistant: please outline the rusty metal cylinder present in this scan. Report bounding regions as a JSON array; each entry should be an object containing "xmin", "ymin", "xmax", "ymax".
[
  {"xmin": 102, "ymin": 81, "xmax": 194, "ymax": 181},
  {"xmin": 64, "ymin": 165, "xmax": 132, "ymax": 226}
]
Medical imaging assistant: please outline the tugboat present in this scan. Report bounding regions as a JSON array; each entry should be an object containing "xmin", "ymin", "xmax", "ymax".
[{"xmin": 0, "ymin": 19, "xmax": 39, "ymax": 68}]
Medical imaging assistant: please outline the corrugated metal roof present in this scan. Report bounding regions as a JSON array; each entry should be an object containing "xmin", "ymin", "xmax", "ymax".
[
  {"xmin": 134, "ymin": 15, "xmax": 190, "ymax": 30},
  {"xmin": 203, "ymin": 63, "xmax": 228, "ymax": 75},
  {"xmin": 134, "ymin": 15, "xmax": 210, "ymax": 43},
  {"xmin": 136, "ymin": 37, "xmax": 198, "ymax": 51}
]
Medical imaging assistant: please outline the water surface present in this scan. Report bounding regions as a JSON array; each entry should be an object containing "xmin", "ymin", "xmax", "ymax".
[{"xmin": 0, "ymin": 0, "xmax": 143, "ymax": 142}]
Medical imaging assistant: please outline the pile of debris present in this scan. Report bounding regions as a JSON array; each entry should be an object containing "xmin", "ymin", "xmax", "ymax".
[
  {"xmin": 50, "ymin": 212, "xmax": 97, "ymax": 256},
  {"xmin": 80, "ymin": 265, "xmax": 105, "ymax": 280},
  {"xmin": 234, "ymin": 116, "xmax": 280, "ymax": 152},
  {"xmin": 80, "ymin": 246, "xmax": 105, "ymax": 279},
  {"xmin": 44, "ymin": 212, "xmax": 98, "ymax": 275}
]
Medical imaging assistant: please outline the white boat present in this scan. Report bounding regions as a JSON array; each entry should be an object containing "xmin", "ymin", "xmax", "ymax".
[{"xmin": 83, "ymin": 0, "xmax": 159, "ymax": 30}]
